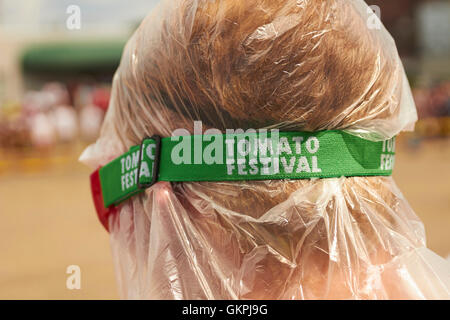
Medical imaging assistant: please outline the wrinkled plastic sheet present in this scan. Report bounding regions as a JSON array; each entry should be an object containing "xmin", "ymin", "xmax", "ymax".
[{"xmin": 80, "ymin": 0, "xmax": 450, "ymax": 299}]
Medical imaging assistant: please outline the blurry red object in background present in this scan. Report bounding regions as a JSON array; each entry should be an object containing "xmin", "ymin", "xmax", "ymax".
[{"xmin": 92, "ymin": 88, "xmax": 111, "ymax": 112}]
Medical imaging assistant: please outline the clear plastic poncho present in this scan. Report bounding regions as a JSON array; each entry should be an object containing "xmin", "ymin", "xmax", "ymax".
[{"xmin": 80, "ymin": 0, "xmax": 450, "ymax": 299}]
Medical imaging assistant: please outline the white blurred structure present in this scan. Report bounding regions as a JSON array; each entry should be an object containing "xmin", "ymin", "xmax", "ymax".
[
  {"xmin": 416, "ymin": 0, "xmax": 450, "ymax": 84},
  {"xmin": 0, "ymin": 0, "xmax": 159, "ymax": 36},
  {"xmin": 417, "ymin": 0, "xmax": 450, "ymax": 57},
  {"xmin": 0, "ymin": 0, "xmax": 159, "ymax": 106}
]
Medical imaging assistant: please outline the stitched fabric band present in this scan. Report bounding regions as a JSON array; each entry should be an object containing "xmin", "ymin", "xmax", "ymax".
[{"xmin": 98, "ymin": 131, "xmax": 396, "ymax": 208}]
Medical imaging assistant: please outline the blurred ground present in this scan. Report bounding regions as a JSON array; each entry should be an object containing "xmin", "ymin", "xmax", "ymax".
[
  {"xmin": 393, "ymin": 137, "xmax": 450, "ymax": 256},
  {"xmin": 0, "ymin": 137, "xmax": 448, "ymax": 300},
  {"xmin": 0, "ymin": 143, "xmax": 118, "ymax": 299}
]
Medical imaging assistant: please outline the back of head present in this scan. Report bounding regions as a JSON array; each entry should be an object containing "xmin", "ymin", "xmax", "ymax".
[{"xmin": 81, "ymin": 0, "xmax": 432, "ymax": 299}]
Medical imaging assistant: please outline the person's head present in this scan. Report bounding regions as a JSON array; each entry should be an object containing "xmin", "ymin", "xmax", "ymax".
[{"xmin": 83, "ymin": 0, "xmax": 419, "ymax": 299}]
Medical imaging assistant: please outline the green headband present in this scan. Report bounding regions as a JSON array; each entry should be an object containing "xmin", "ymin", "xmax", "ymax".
[{"xmin": 94, "ymin": 130, "xmax": 395, "ymax": 209}]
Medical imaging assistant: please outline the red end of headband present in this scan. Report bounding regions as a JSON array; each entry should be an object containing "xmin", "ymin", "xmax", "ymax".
[{"xmin": 90, "ymin": 168, "xmax": 117, "ymax": 232}]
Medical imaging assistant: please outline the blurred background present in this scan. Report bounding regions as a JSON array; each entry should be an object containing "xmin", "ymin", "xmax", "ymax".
[{"xmin": 0, "ymin": 0, "xmax": 449, "ymax": 299}]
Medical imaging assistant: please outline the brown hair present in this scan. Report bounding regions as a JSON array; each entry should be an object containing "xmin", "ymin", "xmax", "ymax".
[
  {"xmin": 111, "ymin": 0, "xmax": 403, "ymax": 146},
  {"xmin": 106, "ymin": 0, "xmax": 415, "ymax": 299}
]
